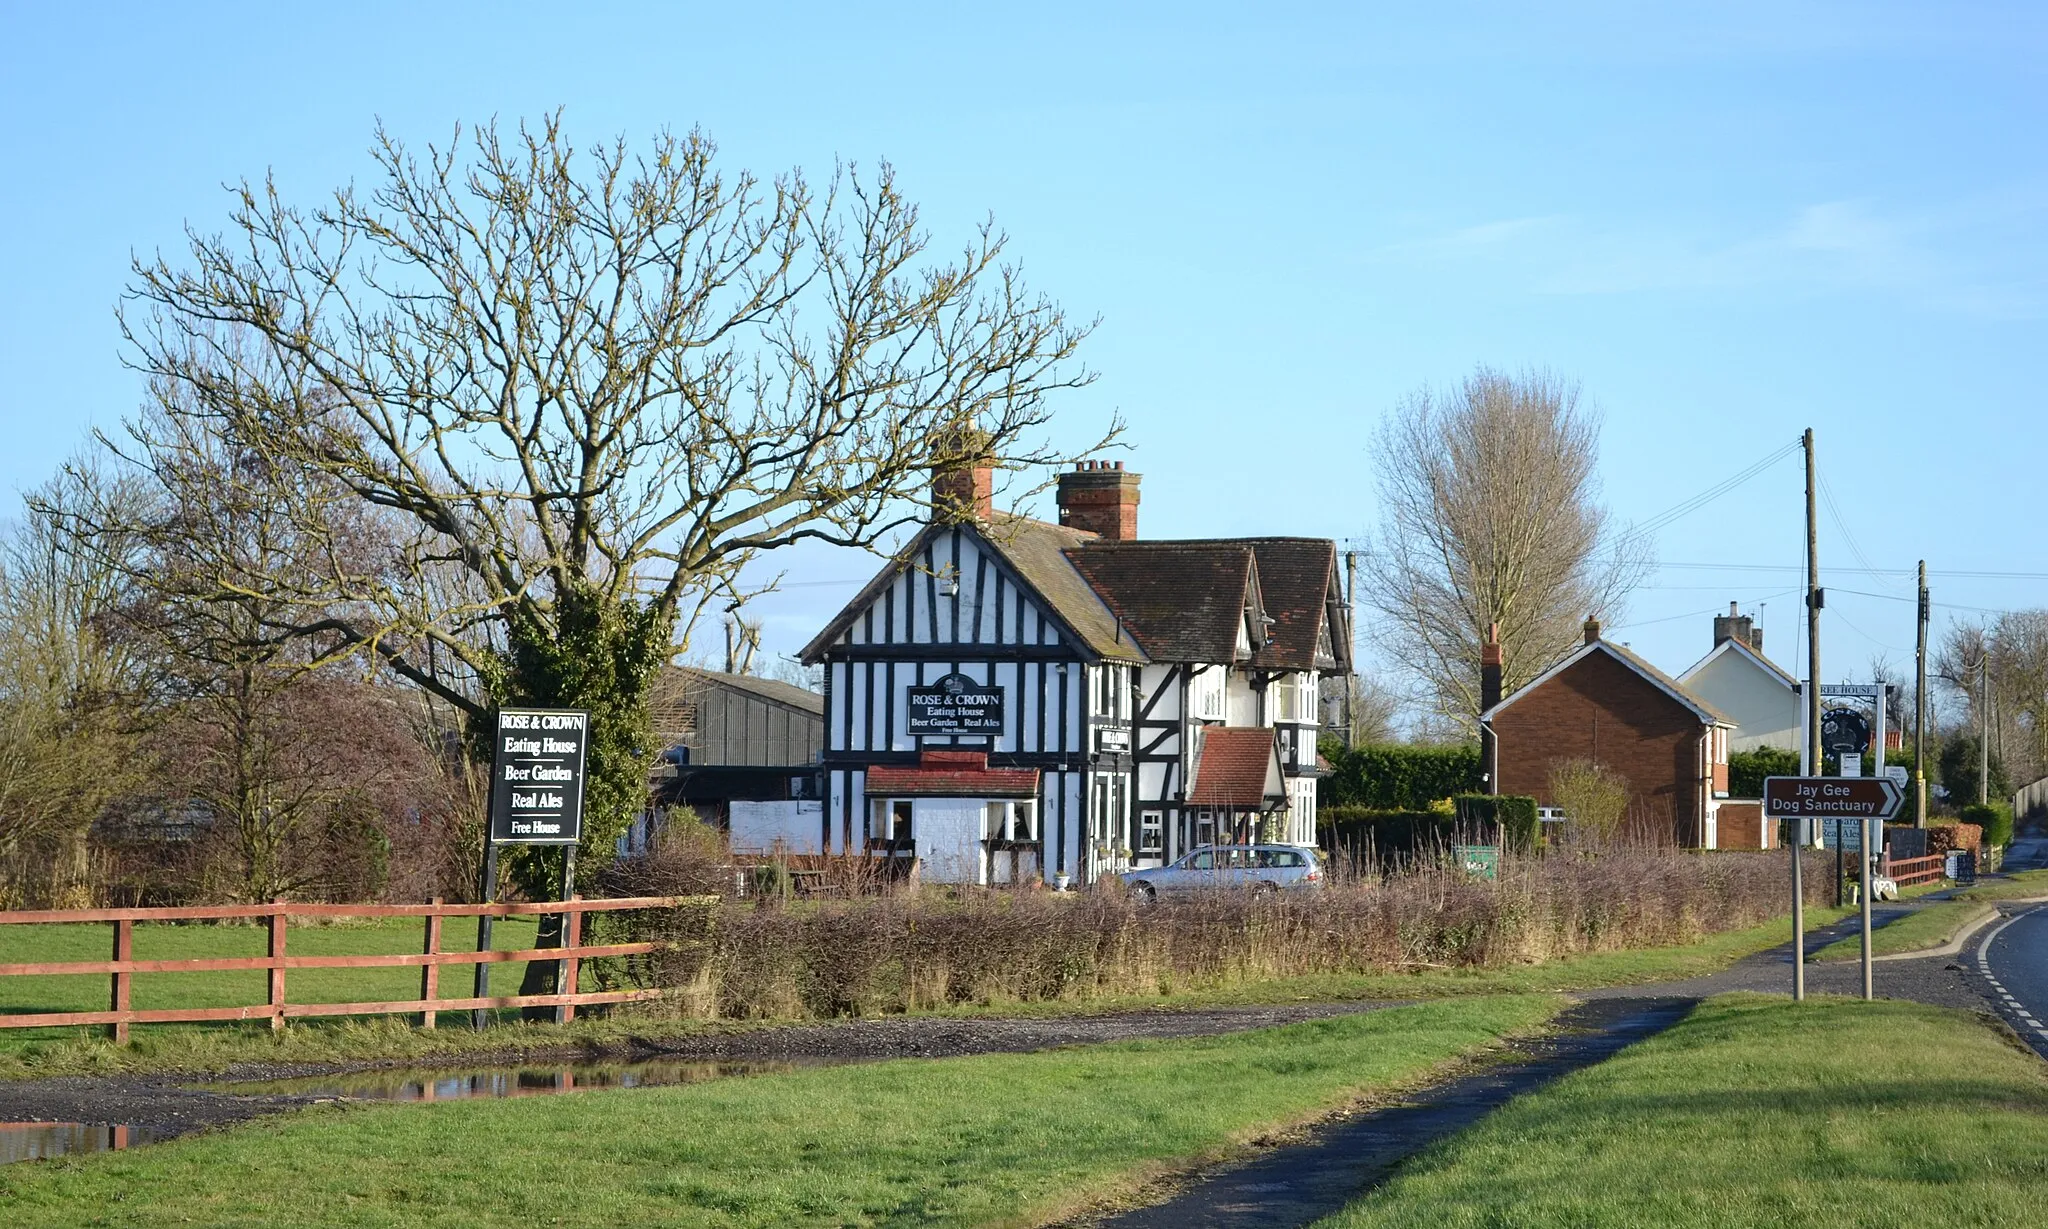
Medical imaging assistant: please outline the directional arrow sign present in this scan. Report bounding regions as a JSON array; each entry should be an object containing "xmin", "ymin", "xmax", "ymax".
[{"xmin": 1762, "ymin": 775, "xmax": 1904, "ymax": 820}]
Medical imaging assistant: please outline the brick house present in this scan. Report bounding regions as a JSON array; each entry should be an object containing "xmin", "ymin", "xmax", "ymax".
[{"xmin": 1482, "ymin": 618, "xmax": 1735, "ymax": 847}]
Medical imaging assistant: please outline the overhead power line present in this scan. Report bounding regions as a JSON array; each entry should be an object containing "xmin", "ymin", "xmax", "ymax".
[{"xmin": 1611, "ymin": 437, "xmax": 1803, "ymax": 550}]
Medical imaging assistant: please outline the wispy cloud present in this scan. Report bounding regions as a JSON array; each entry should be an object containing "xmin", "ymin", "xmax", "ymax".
[{"xmin": 1363, "ymin": 194, "xmax": 2048, "ymax": 318}]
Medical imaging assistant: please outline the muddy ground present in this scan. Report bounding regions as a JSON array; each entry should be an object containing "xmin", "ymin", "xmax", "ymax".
[{"xmin": 0, "ymin": 999, "xmax": 1408, "ymax": 1140}]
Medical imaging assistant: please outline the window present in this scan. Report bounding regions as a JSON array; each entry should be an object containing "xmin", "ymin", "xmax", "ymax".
[
  {"xmin": 1139, "ymin": 809, "xmax": 1163, "ymax": 854},
  {"xmin": 1186, "ymin": 850, "xmax": 1213, "ymax": 870},
  {"xmin": 1194, "ymin": 810, "xmax": 1216, "ymax": 847},
  {"xmin": 1092, "ymin": 667, "xmax": 1127, "ymax": 718},
  {"xmin": 1012, "ymin": 800, "xmax": 1038, "ymax": 841},
  {"xmin": 1272, "ymin": 679, "xmax": 1300, "ymax": 723}
]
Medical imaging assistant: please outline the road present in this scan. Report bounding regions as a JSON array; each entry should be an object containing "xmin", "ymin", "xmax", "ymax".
[{"xmin": 1972, "ymin": 832, "xmax": 2048, "ymax": 1058}]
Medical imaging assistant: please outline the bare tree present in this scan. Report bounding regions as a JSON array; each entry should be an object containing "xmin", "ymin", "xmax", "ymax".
[
  {"xmin": 67, "ymin": 115, "xmax": 1108, "ymax": 881},
  {"xmin": 0, "ymin": 468, "xmax": 151, "ymax": 906},
  {"xmin": 1935, "ymin": 614, "xmax": 2048, "ymax": 789},
  {"xmin": 1361, "ymin": 367, "xmax": 1645, "ymax": 729},
  {"xmin": 1321, "ymin": 668, "xmax": 1400, "ymax": 746}
]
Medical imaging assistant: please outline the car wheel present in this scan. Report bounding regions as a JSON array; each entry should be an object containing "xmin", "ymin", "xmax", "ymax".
[
  {"xmin": 1252, "ymin": 880, "xmax": 1278, "ymax": 896},
  {"xmin": 1132, "ymin": 881, "xmax": 1157, "ymax": 900}
]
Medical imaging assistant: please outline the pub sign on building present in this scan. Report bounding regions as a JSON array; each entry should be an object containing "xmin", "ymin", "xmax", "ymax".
[{"xmin": 800, "ymin": 448, "xmax": 1351, "ymax": 887}]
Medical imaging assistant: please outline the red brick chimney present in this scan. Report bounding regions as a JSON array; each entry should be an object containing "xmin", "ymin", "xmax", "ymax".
[
  {"xmin": 1056, "ymin": 460, "xmax": 1141, "ymax": 540},
  {"xmin": 930, "ymin": 428, "xmax": 995, "ymax": 522},
  {"xmin": 1480, "ymin": 624, "xmax": 1503, "ymax": 712}
]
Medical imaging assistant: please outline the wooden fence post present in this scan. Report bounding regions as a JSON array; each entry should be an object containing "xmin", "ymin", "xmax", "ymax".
[
  {"xmin": 109, "ymin": 919, "xmax": 133, "ymax": 1044},
  {"xmin": 419, "ymin": 897, "xmax": 443, "ymax": 1029},
  {"xmin": 555, "ymin": 897, "xmax": 583, "ymax": 1025},
  {"xmin": 267, "ymin": 899, "xmax": 287, "ymax": 1032}
]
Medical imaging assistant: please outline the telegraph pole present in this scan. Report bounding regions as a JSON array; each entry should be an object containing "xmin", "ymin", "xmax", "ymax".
[
  {"xmin": 1343, "ymin": 551, "xmax": 1358, "ymax": 748},
  {"xmin": 1915, "ymin": 562, "xmax": 1929, "ymax": 829},
  {"xmin": 1795, "ymin": 428, "xmax": 1821, "ymax": 1001},
  {"xmin": 1979, "ymin": 653, "xmax": 1990, "ymax": 807}
]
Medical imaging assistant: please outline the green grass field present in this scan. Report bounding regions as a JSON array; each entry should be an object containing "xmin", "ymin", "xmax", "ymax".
[
  {"xmin": 1316, "ymin": 994, "xmax": 2048, "ymax": 1228},
  {"xmin": 0, "ymin": 905, "xmax": 1854, "ymax": 1079},
  {"xmin": 0, "ymin": 996, "xmax": 1560, "ymax": 1227}
]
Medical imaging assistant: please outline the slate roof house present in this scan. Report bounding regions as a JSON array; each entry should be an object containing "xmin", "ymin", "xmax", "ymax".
[
  {"xmin": 799, "ymin": 452, "xmax": 1350, "ymax": 887},
  {"xmin": 1483, "ymin": 619, "xmax": 1734, "ymax": 848},
  {"xmin": 1677, "ymin": 604, "xmax": 1801, "ymax": 753}
]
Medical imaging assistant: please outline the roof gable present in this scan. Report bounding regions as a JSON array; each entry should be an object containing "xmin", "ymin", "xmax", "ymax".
[
  {"xmin": 1484, "ymin": 640, "xmax": 1735, "ymax": 727},
  {"xmin": 800, "ymin": 517, "xmax": 1144, "ymax": 664},
  {"xmin": 1678, "ymin": 637, "xmax": 1799, "ymax": 690}
]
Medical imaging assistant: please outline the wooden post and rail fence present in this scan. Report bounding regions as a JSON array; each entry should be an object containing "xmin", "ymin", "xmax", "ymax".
[{"xmin": 0, "ymin": 895, "xmax": 692, "ymax": 1042}]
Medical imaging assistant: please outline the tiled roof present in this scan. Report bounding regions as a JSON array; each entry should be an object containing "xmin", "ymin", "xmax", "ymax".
[
  {"xmin": 1242, "ymin": 539, "xmax": 1340, "ymax": 670},
  {"xmin": 1064, "ymin": 541, "xmax": 1260, "ymax": 663},
  {"xmin": 863, "ymin": 750, "xmax": 1041, "ymax": 798},
  {"xmin": 801, "ymin": 513, "xmax": 1344, "ymax": 677},
  {"xmin": 979, "ymin": 515, "xmax": 1144, "ymax": 662},
  {"xmin": 1188, "ymin": 727, "xmax": 1280, "ymax": 807},
  {"xmin": 1485, "ymin": 638, "xmax": 1737, "ymax": 728}
]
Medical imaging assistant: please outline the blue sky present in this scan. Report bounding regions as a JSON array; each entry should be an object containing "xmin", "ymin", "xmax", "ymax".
[{"xmin": 3, "ymin": 2, "xmax": 2043, "ymax": 710}]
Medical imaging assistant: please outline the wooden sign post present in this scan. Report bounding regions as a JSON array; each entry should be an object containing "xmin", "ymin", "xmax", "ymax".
[{"xmin": 476, "ymin": 708, "xmax": 590, "ymax": 1028}]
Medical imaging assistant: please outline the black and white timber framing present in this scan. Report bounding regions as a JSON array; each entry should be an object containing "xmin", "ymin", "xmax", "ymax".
[{"xmin": 800, "ymin": 463, "xmax": 1350, "ymax": 887}]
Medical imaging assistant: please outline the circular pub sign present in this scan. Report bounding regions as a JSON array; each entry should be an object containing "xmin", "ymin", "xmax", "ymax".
[{"xmin": 1820, "ymin": 706, "xmax": 1872, "ymax": 755}]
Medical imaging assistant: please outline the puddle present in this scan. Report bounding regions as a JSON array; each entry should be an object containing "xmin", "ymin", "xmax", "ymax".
[
  {"xmin": 207, "ymin": 1057, "xmax": 829, "ymax": 1103},
  {"xmin": 1, "ymin": 1122, "xmax": 148, "ymax": 1165}
]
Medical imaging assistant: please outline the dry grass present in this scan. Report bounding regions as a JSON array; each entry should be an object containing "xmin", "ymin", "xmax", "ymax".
[{"xmin": 606, "ymin": 846, "xmax": 1814, "ymax": 1020}]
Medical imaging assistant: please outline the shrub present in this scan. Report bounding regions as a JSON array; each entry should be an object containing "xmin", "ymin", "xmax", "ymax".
[
  {"xmin": 1959, "ymin": 802, "xmax": 2013, "ymax": 850},
  {"xmin": 1728, "ymin": 746, "xmax": 1800, "ymax": 798},
  {"xmin": 610, "ymin": 845, "xmax": 1822, "ymax": 1021},
  {"xmin": 1320, "ymin": 743, "xmax": 1482, "ymax": 810},
  {"xmin": 1455, "ymin": 795, "xmax": 1540, "ymax": 851},
  {"xmin": 1547, "ymin": 759, "xmax": 1630, "ymax": 837}
]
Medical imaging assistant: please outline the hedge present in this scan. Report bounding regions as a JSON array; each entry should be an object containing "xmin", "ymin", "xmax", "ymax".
[
  {"xmin": 1728, "ymin": 746, "xmax": 1800, "ymax": 798},
  {"xmin": 1454, "ymin": 794, "xmax": 1540, "ymax": 851},
  {"xmin": 1317, "ymin": 807, "xmax": 1453, "ymax": 861},
  {"xmin": 1959, "ymin": 802, "xmax": 2014, "ymax": 850},
  {"xmin": 1320, "ymin": 743, "xmax": 1482, "ymax": 810}
]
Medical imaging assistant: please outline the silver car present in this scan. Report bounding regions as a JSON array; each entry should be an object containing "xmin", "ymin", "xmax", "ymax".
[{"xmin": 1120, "ymin": 844, "xmax": 1324, "ymax": 898}]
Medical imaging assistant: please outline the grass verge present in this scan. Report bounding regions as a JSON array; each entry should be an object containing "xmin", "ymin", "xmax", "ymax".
[
  {"xmin": 1958, "ymin": 866, "xmax": 2048, "ymax": 903},
  {"xmin": 1316, "ymin": 994, "xmax": 2048, "ymax": 1229},
  {"xmin": 1808, "ymin": 867, "xmax": 2048, "ymax": 961},
  {"xmin": 0, "ymin": 905, "xmax": 1851, "ymax": 1081},
  {"xmin": 1810, "ymin": 901, "xmax": 1992, "ymax": 962},
  {"xmin": 0, "ymin": 996, "xmax": 1560, "ymax": 1227}
]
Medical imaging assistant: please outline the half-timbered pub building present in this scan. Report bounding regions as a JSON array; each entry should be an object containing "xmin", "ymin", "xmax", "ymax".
[{"xmin": 800, "ymin": 449, "xmax": 1351, "ymax": 888}]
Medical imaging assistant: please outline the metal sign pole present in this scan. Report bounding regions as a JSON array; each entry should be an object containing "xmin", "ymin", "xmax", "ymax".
[
  {"xmin": 1860, "ymin": 815, "xmax": 1874, "ymax": 1000},
  {"xmin": 1791, "ymin": 823, "xmax": 1805, "ymax": 1001}
]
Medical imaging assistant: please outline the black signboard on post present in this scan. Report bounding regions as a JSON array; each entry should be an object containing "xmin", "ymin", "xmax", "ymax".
[
  {"xmin": 907, "ymin": 672, "xmax": 1004, "ymax": 736},
  {"xmin": 488, "ymin": 709, "xmax": 589, "ymax": 845}
]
